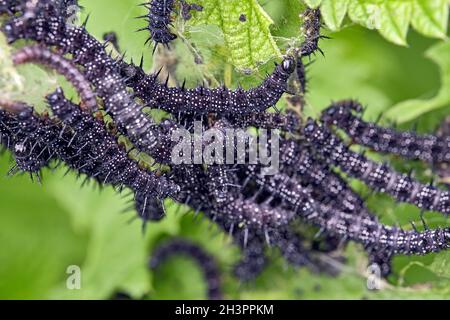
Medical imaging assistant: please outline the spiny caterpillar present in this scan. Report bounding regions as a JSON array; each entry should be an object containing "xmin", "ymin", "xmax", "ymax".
[
  {"xmin": 321, "ymin": 100, "xmax": 450, "ymax": 164},
  {"xmin": 1, "ymin": 1, "xmax": 450, "ymax": 295},
  {"xmin": 138, "ymin": 0, "xmax": 203, "ymax": 52},
  {"xmin": 120, "ymin": 57, "xmax": 296, "ymax": 116},
  {"xmin": 304, "ymin": 119, "xmax": 450, "ymax": 215}
]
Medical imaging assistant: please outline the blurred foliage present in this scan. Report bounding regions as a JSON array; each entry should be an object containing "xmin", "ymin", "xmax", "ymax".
[{"xmin": 0, "ymin": 0, "xmax": 450, "ymax": 300}]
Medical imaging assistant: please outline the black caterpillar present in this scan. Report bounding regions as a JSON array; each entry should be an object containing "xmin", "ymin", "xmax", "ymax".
[
  {"xmin": 138, "ymin": 0, "xmax": 204, "ymax": 52},
  {"xmin": 139, "ymin": 0, "xmax": 177, "ymax": 52},
  {"xmin": 47, "ymin": 88, "xmax": 179, "ymax": 200},
  {"xmin": 304, "ymin": 119, "xmax": 450, "ymax": 215},
  {"xmin": 1, "ymin": 1, "xmax": 450, "ymax": 297},
  {"xmin": 321, "ymin": 100, "xmax": 450, "ymax": 164},
  {"xmin": 150, "ymin": 238, "xmax": 222, "ymax": 300},
  {"xmin": 119, "ymin": 57, "xmax": 296, "ymax": 116}
]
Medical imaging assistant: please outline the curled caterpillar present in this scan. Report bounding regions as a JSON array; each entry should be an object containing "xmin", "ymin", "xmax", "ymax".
[
  {"xmin": 150, "ymin": 238, "xmax": 222, "ymax": 300},
  {"xmin": 304, "ymin": 119, "xmax": 450, "ymax": 216},
  {"xmin": 321, "ymin": 100, "xmax": 450, "ymax": 164},
  {"xmin": 12, "ymin": 45, "xmax": 97, "ymax": 111},
  {"xmin": 120, "ymin": 56, "xmax": 295, "ymax": 116}
]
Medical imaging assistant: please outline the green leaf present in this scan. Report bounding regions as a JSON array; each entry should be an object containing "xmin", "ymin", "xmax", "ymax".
[
  {"xmin": 385, "ymin": 40, "xmax": 450, "ymax": 123},
  {"xmin": 321, "ymin": 0, "xmax": 350, "ymax": 31},
  {"xmin": 312, "ymin": 0, "xmax": 449, "ymax": 46},
  {"xmin": 189, "ymin": 0, "xmax": 281, "ymax": 72},
  {"xmin": 347, "ymin": 1, "xmax": 382, "ymax": 30},
  {"xmin": 378, "ymin": 1, "xmax": 412, "ymax": 46},
  {"xmin": 428, "ymin": 252, "xmax": 450, "ymax": 279},
  {"xmin": 304, "ymin": 0, "xmax": 323, "ymax": 8},
  {"xmin": 411, "ymin": 0, "xmax": 449, "ymax": 39}
]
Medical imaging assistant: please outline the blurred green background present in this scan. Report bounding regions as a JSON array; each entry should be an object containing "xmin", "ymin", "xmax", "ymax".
[{"xmin": 0, "ymin": 0, "xmax": 450, "ymax": 299}]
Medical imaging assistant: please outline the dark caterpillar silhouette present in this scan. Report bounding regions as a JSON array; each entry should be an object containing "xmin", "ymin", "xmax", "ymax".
[
  {"xmin": 12, "ymin": 45, "xmax": 97, "ymax": 111},
  {"xmin": 150, "ymin": 238, "xmax": 222, "ymax": 300},
  {"xmin": 304, "ymin": 119, "xmax": 450, "ymax": 215},
  {"xmin": 179, "ymin": 0, "xmax": 203, "ymax": 21},
  {"xmin": 47, "ymin": 87, "xmax": 179, "ymax": 200},
  {"xmin": 120, "ymin": 56, "xmax": 296, "ymax": 116},
  {"xmin": 321, "ymin": 100, "xmax": 450, "ymax": 164}
]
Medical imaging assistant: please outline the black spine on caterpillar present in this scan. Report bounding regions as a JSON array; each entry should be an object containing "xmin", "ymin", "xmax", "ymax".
[
  {"xmin": 12, "ymin": 45, "xmax": 97, "ymax": 111},
  {"xmin": 139, "ymin": 0, "xmax": 177, "ymax": 52},
  {"xmin": 150, "ymin": 238, "xmax": 222, "ymax": 300},
  {"xmin": 134, "ymin": 193, "xmax": 166, "ymax": 222},
  {"xmin": 46, "ymin": 88, "xmax": 179, "ymax": 199},
  {"xmin": 304, "ymin": 119, "xmax": 450, "ymax": 216},
  {"xmin": 1, "ymin": 10, "xmax": 175, "ymax": 164},
  {"xmin": 119, "ymin": 56, "xmax": 295, "ymax": 116},
  {"xmin": 103, "ymin": 31, "xmax": 120, "ymax": 52},
  {"xmin": 321, "ymin": 100, "xmax": 450, "ymax": 164}
]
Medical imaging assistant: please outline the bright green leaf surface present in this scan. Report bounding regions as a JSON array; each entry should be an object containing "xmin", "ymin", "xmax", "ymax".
[{"xmin": 189, "ymin": 0, "xmax": 281, "ymax": 72}]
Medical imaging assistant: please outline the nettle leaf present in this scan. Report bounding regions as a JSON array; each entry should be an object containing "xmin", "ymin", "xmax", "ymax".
[
  {"xmin": 410, "ymin": 0, "xmax": 449, "ymax": 39},
  {"xmin": 303, "ymin": 0, "xmax": 449, "ymax": 46},
  {"xmin": 189, "ymin": 0, "xmax": 281, "ymax": 72},
  {"xmin": 320, "ymin": 0, "xmax": 350, "ymax": 31},
  {"xmin": 385, "ymin": 40, "xmax": 450, "ymax": 123}
]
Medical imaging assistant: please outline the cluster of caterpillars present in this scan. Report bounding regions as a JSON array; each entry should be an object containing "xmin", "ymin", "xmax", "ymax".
[{"xmin": 0, "ymin": 0, "xmax": 449, "ymax": 299}]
